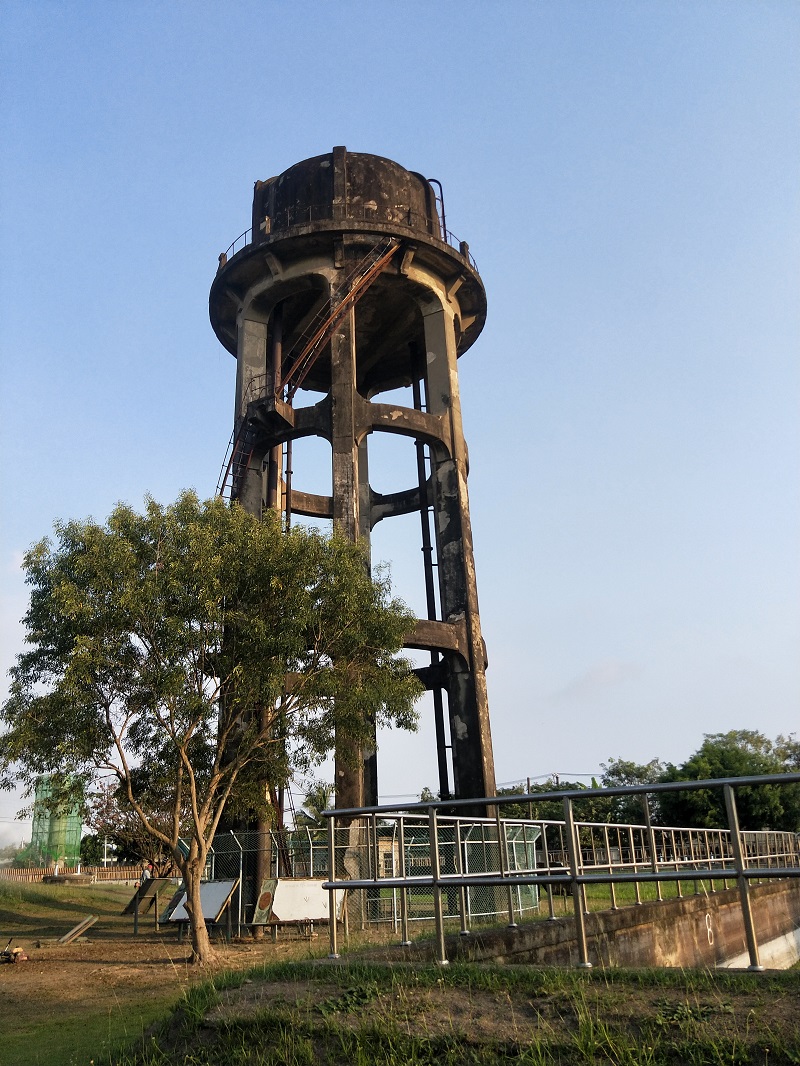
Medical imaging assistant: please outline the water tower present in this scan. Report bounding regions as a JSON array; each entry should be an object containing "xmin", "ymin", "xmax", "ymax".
[{"xmin": 210, "ymin": 147, "xmax": 495, "ymax": 810}]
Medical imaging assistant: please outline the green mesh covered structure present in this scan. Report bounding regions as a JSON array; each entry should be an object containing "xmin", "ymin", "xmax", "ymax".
[{"xmin": 29, "ymin": 776, "xmax": 83, "ymax": 865}]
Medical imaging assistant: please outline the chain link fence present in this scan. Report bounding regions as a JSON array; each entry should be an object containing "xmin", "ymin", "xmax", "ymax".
[
  {"xmin": 190, "ymin": 819, "xmax": 541, "ymax": 933},
  {"xmin": 326, "ymin": 814, "xmax": 541, "ymax": 931}
]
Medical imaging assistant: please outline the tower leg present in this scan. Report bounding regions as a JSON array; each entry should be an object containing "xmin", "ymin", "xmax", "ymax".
[
  {"xmin": 331, "ymin": 303, "xmax": 378, "ymax": 810},
  {"xmin": 422, "ymin": 301, "xmax": 495, "ymax": 802}
]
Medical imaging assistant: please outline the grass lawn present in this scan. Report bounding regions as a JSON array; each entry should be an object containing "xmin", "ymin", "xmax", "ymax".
[
  {"xmin": 0, "ymin": 879, "xmax": 187, "ymax": 1066},
  {"xmin": 106, "ymin": 959, "xmax": 800, "ymax": 1065},
  {"xmin": 5, "ymin": 996, "xmax": 176, "ymax": 1066},
  {"xmin": 3, "ymin": 877, "xmax": 798, "ymax": 1066}
]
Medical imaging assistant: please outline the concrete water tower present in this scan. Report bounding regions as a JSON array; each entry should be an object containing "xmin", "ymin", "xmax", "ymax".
[{"xmin": 210, "ymin": 147, "xmax": 495, "ymax": 810}]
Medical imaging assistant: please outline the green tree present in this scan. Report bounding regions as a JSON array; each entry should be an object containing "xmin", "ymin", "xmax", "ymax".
[
  {"xmin": 600, "ymin": 758, "xmax": 667, "ymax": 824},
  {"xmin": 499, "ymin": 780, "xmax": 612, "ymax": 823},
  {"xmin": 658, "ymin": 730, "xmax": 800, "ymax": 831},
  {"xmin": 85, "ymin": 776, "xmax": 180, "ymax": 871},
  {"xmin": 776, "ymin": 734, "xmax": 800, "ymax": 771},
  {"xmin": 79, "ymin": 834, "xmax": 105, "ymax": 865},
  {"xmin": 0, "ymin": 841, "xmax": 27, "ymax": 862},
  {"xmin": 0, "ymin": 492, "xmax": 421, "ymax": 963},
  {"xmin": 294, "ymin": 780, "xmax": 335, "ymax": 829}
]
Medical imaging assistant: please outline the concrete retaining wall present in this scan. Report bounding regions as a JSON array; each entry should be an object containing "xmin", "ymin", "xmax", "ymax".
[{"xmin": 391, "ymin": 879, "xmax": 800, "ymax": 969}]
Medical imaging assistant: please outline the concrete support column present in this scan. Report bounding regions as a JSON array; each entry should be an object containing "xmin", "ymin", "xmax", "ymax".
[
  {"xmin": 330, "ymin": 304, "xmax": 359, "ymax": 538},
  {"xmin": 235, "ymin": 315, "xmax": 268, "ymax": 515},
  {"xmin": 422, "ymin": 300, "xmax": 495, "ymax": 802},
  {"xmin": 265, "ymin": 306, "xmax": 283, "ymax": 512},
  {"xmin": 331, "ymin": 301, "xmax": 377, "ymax": 809}
]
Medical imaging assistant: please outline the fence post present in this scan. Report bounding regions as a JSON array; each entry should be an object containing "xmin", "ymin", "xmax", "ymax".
[
  {"xmin": 642, "ymin": 795, "xmax": 662, "ymax": 902},
  {"xmin": 398, "ymin": 815, "xmax": 411, "ymax": 946},
  {"xmin": 495, "ymin": 804, "xmax": 517, "ymax": 928},
  {"xmin": 327, "ymin": 813, "xmax": 339, "ymax": 959},
  {"xmin": 454, "ymin": 817, "xmax": 470, "ymax": 936},
  {"xmin": 428, "ymin": 805, "xmax": 448, "ymax": 966},
  {"xmin": 563, "ymin": 797, "xmax": 592, "ymax": 969},
  {"xmin": 604, "ymin": 825, "xmax": 617, "ymax": 910},
  {"xmin": 232, "ymin": 833, "xmax": 243, "ymax": 937},
  {"xmin": 723, "ymin": 784, "xmax": 763, "ymax": 971}
]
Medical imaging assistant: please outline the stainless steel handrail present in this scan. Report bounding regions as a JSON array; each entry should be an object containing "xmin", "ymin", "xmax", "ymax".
[{"xmin": 323, "ymin": 772, "xmax": 800, "ymax": 969}]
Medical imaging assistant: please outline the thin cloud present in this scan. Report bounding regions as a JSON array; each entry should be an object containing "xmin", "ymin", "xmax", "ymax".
[{"xmin": 550, "ymin": 660, "xmax": 640, "ymax": 705}]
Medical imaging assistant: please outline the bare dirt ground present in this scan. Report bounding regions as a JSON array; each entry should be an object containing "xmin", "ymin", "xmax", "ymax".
[
  {"xmin": 1, "ymin": 929, "xmax": 305, "ymax": 1007},
  {"xmin": 0, "ymin": 881, "xmax": 326, "ymax": 1065}
]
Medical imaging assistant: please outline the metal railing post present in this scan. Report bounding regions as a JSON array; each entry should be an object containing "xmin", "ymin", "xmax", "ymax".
[
  {"xmin": 464, "ymin": 825, "xmax": 475, "ymax": 926},
  {"xmin": 689, "ymin": 829, "xmax": 699, "ymax": 895},
  {"xmin": 674, "ymin": 830, "xmax": 683, "ymax": 897},
  {"xmin": 604, "ymin": 825, "xmax": 617, "ymax": 909},
  {"xmin": 642, "ymin": 796, "xmax": 662, "ymax": 902},
  {"xmin": 428, "ymin": 805, "xmax": 448, "ymax": 965},
  {"xmin": 327, "ymin": 813, "xmax": 339, "ymax": 959},
  {"xmin": 563, "ymin": 797, "xmax": 592, "ymax": 969},
  {"xmin": 629, "ymin": 826, "xmax": 642, "ymax": 904},
  {"xmin": 370, "ymin": 812, "xmax": 379, "ymax": 924},
  {"xmin": 723, "ymin": 784, "xmax": 763, "ymax": 971},
  {"xmin": 390, "ymin": 821, "xmax": 398, "ymax": 933},
  {"xmin": 542, "ymin": 824, "xmax": 557, "ymax": 919},
  {"xmin": 398, "ymin": 815, "xmax": 411, "ymax": 946},
  {"xmin": 454, "ymin": 818, "xmax": 470, "ymax": 935},
  {"xmin": 495, "ymin": 804, "xmax": 517, "ymax": 928}
]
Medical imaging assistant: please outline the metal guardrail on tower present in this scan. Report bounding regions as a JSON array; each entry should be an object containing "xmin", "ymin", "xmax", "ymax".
[
  {"xmin": 220, "ymin": 208, "xmax": 479, "ymax": 273},
  {"xmin": 321, "ymin": 772, "xmax": 800, "ymax": 970}
]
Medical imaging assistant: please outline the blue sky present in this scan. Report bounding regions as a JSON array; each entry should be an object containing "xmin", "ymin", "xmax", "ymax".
[{"xmin": 1, "ymin": 1, "xmax": 798, "ymax": 842}]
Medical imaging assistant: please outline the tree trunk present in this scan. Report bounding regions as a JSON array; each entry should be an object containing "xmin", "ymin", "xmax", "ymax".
[{"xmin": 182, "ymin": 852, "xmax": 217, "ymax": 964}]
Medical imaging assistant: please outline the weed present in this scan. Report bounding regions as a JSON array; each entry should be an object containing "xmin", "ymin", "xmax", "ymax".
[
  {"xmin": 318, "ymin": 981, "xmax": 381, "ymax": 1017},
  {"xmin": 653, "ymin": 997, "xmax": 734, "ymax": 1028}
]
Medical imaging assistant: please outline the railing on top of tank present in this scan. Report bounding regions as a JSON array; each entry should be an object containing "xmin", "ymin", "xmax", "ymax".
[
  {"xmin": 322, "ymin": 772, "xmax": 800, "ymax": 970},
  {"xmin": 220, "ymin": 205, "xmax": 479, "ymax": 273},
  {"xmin": 221, "ymin": 228, "xmax": 252, "ymax": 261}
]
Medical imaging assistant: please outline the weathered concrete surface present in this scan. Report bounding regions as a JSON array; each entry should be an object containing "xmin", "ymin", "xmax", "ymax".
[
  {"xmin": 723, "ymin": 925, "xmax": 800, "ymax": 969},
  {"xmin": 382, "ymin": 879, "xmax": 800, "ymax": 969},
  {"xmin": 211, "ymin": 147, "xmax": 496, "ymax": 810}
]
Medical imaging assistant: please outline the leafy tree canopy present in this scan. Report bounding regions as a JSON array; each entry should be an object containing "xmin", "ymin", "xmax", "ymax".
[
  {"xmin": 79, "ymin": 834, "xmax": 106, "ymax": 866},
  {"xmin": 0, "ymin": 492, "xmax": 421, "ymax": 960},
  {"xmin": 84, "ymin": 776, "xmax": 181, "ymax": 869},
  {"xmin": 497, "ymin": 780, "xmax": 612, "ymax": 823},
  {"xmin": 657, "ymin": 730, "xmax": 800, "ymax": 831},
  {"xmin": 294, "ymin": 780, "xmax": 335, "ymax": 829},
  {"xmin": 600, "ymin": 758, "xmax": 667, "ymax": 825}
]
